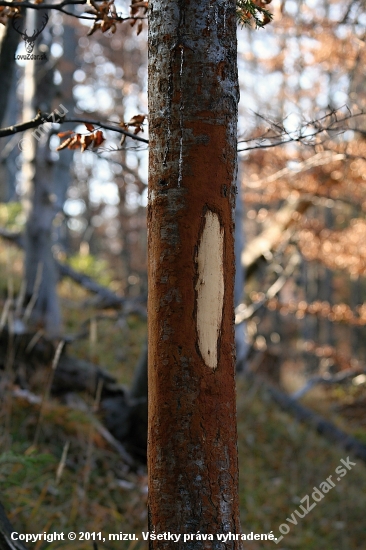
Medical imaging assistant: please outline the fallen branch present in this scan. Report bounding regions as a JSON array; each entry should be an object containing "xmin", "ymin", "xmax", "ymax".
[
  {"xmin": 236, "ymin": 251, "xmax": 300, "ymax": 324},
  {"xmin": 291, "ymin": 368, "xmax": 366, "ymax": 400},
  {"xmin": 56, "ymin": 261, "xmax": 127, "ymax": 307},
  {"xmin": 12, "ymin": 387, "xmax": 136, "ymax": 467},
  {"xmin": 242, "ymin": 197, "xmax": 310, "ymax": 274},
  {"xmin": 91, "ymin": 416, "xmax": 136, "ymax": 466},
  {"xmin": 246, "ymin": 371, "xmax": 366, "ymax": 464},
  {"xmin": 0, "ymin": 325, "xmax": 147, "ymax": 462},
  {"xmin": 0, "ymin": 227, "xmax": 146, "ymax": 310}
]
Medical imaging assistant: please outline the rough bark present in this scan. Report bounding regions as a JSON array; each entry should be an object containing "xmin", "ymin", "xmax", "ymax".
[{"xmin": 148, "ymin": 0, "xmax": 241, "ymax": 547}]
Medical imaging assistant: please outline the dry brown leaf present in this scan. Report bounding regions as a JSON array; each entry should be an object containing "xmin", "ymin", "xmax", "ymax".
[
  {"xmin": 56, "ymin": 137, "xmax": 73, "ymax": 151},
  {"xmin": 57, "ymin": 130, "xmax": 74, "ymax": 138},
  {"xmin": 128, "ymin": 114, "xmax": 145, "ymax": 126},
  {"xmin": 93, "ymin": 130, "xmax": 105, "ymax": 148}
]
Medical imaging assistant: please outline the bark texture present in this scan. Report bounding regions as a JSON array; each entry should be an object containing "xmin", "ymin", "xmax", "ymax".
[{"xmin": 148, "ymin": 0, "xmax": 241, "ymax": 547}]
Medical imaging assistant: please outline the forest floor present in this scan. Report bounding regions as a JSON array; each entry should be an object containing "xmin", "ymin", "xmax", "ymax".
[{"xmin": 1, "ymin": 241, "xmax": 366, "ymax": 550}]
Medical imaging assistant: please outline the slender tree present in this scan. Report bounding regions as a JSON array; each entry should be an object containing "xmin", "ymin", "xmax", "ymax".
[
  {"xmin": 147, "ymin": 0, "xmax": 242, "ymax": 545},
  {"xmin": 0, "ymin": 15, "xmax": 23, "ymax": 127},
  {"xmin": 21, "ymin": 10, "xmax": 62, "ymax": 336}
]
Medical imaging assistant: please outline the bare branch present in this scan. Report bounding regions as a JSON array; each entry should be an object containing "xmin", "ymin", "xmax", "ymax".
[
  {"xmin": 238, "ymin": 108, "xmax": 365, "ymax": 152},
  {"xmin": 246, "ymin": 151, "xmax": 347, "ymax": 189},
  {"xmin": 2, "ymin": 107, "xmax": 362, "ymax": 151},
  {"xmin": 291, "ymin": 369, "xmax": 366, "ymax": 400},
  {"xmin": 0, "ymin": 227, "xmax": 147, "ymax": 311},
  {"xmin": 235, "ymin": 252, "xmax": 301, "ymax": 324},
  {"xmin": 0, "ymin": 1, "xmax": 147, "ymax": 22},
  {"xmin": 241, "ymin": 197, "xmax": 311, "ymax": 273},
  {"xmin": 0, "ymin": 111, "xmax": 149, "ymax": 144}
]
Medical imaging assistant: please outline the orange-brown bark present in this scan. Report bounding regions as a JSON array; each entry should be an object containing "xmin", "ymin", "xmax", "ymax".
[{"xmin": 148, "ymin": 0, "xmax": 241, "ymax": 547}]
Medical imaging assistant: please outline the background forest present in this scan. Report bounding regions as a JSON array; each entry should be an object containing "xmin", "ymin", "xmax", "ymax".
[{"xmin": 0, "ymin": 0, "xmax": 366, "ymax": 548}]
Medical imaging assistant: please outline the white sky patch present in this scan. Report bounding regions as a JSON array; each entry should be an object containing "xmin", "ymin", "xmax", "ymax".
[
  {"xmin": 89, "ymin": 180, "xmax": 119, "ymax": 206},
  {"xmin": 64, "ymin": 198, "xmax": 86, "ymax": 217}
]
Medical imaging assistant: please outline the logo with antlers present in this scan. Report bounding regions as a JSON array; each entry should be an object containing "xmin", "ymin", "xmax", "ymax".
[{"xmin": 12, "ymin": 13, "xmax": 49, "ymax": 54}]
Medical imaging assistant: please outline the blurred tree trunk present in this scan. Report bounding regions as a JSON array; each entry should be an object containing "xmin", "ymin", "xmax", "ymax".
[
  {"xmin": 0, "ymin": 17, "xmax": 22, "ymax": 127},
  {"xmin": 147, "ymin": 0, "xmax": 242, "ymax": 545},
  {"xmin": 320, "ymin": 207, "xmax": 334, "ymax": 348},
  {"xmin": 302, "ymin": 258, "xmax": 318, "ymax": 373},
  {"xmin": 0, "ymin": 73, "xmax": 19, "ymax": 203},
  {"xmin": 52, "ymin": 17, "xmax": 78, "ymax": 254},
  {"xmin": 21, "ymin": 10, "xmax": 61, "ymax": 336},
  {"xmin": 235, "ymin": 165, "xmax": 248, "ymax": 371},
  {"xmin": 0, "ymin": 16, "xmax": 23, "ymax": 202}
]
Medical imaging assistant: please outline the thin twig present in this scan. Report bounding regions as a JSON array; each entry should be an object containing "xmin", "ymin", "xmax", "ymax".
[
  {"xmin": 56, "ymin": 440, "xmax": 70, "ymax": 485},
  {"xmin": 33, "ymin": 341, "xmax": 65, "ymax": 446},
  {"xmin": 238, "ymin": 109, "xmax": 365, "ymax": 152},
  {"xmin": 236, "ymin": 252, "xmax": 300, "ymax": 324},
  {"xmin": 23, "ymin": 262, "xmax": 43, "ymax": 324}
]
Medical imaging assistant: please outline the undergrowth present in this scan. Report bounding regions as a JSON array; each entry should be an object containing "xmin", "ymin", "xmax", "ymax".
[{"xmin": 1, "ymin": 240, "xmax": 366, "ymax": 549}]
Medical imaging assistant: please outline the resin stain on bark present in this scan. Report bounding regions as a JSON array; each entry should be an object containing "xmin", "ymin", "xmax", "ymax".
[{"xmin": 195, "ymin": 209, "xmax": 224, "ymax": 369}]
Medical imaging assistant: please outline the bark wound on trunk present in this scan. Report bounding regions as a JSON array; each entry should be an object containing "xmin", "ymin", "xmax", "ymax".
[
  {"xmin": 195, "ymin": 210, "xmax": 224, "ymax": 370},
  {"xmin": 148, "ymin": 0, "xmax": 241, "ymax": 547}
]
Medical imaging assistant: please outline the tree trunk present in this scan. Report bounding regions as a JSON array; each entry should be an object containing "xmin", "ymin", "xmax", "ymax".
[
  {"xmin": 0, "ymin": 16, "xmax": 23, "ymax": 202},
  {"xmin": 0, "ymin": 17, "xmax": 23, "ymax": 127},
  {"xmin": 234, "ymin": 165, "xmax": 248, "ymax": 370},
  {"xmin": 52, "ymin": 17, "xmax": 78, "ymax": 254},
  {"xmin": 21, "ymin": 10, "xmax": 61, "ymax": 336},
  {"xmin": 147, "ymin": 0, "xmax": 242, "ymax": 546}
]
